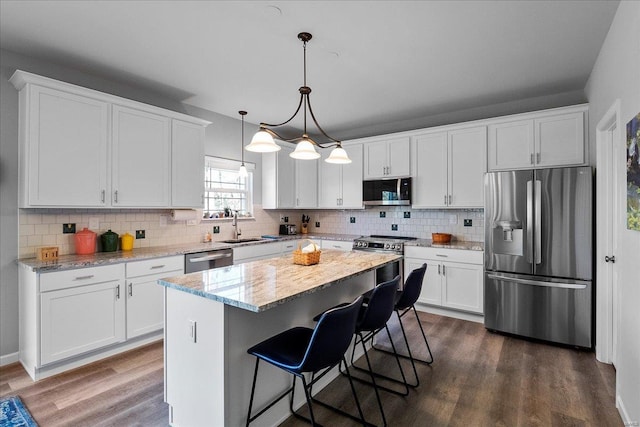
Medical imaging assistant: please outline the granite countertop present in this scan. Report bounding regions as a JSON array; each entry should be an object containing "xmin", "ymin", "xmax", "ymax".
[
  {"xmin": 405, "ymin": 239, "xmax": 484, "ymax": 251},
  {"xmin": 17, "ymin": 233, "xmax": 361, "ymax": 273},
  {"xmin": 158, "ymin": 249, "xmax": 401, "ymax": 312}
]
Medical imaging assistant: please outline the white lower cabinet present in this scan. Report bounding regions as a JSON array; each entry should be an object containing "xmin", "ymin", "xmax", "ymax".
[
  {"xmin": 125, "ymin": 256, "xmax": 183, "ymax": 339},
  {"xmin": 41, "ymin": 279, "xmax": 125, "ymax": 365},
  {"xmin": 20, "ymin": 255, "xmax": 181, "ymax": 380},
  {"xmin": 404, "ymin": 246, "xmax": 484, "ymax": 314}
]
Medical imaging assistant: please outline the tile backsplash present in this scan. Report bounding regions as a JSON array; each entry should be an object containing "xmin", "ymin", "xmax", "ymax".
[{"xmin": 18, "ymin": 205, "xmax": 483, "ymax": 258}]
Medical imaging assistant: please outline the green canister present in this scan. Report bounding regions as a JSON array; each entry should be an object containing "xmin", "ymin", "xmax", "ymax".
[{"xmin": 101, "ymin": 229, "xmax": 119, "ymax": 252}]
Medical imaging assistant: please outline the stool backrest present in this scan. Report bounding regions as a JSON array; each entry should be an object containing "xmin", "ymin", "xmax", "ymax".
[
  {"xmin": 357, "ymin": 275, "xmax": 401, "ymax": 332},
  {"xmin": 396, "ymin": 264, "xmax": 427, "ymax": 309},
  {"xmin": 300, "ymin": 295, "xmax": 364, "ymax": 372}
]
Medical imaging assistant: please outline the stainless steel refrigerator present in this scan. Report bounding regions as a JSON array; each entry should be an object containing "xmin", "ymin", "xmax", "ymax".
[{"xmin": 484, "ymin": 166, "xmax": 593, "ymax": 348}]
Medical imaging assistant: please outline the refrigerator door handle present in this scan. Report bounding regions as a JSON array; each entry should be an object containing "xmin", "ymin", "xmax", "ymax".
[
  {"xmin": 487, "ymin": 274, "xmax": 588, "ymax": 290},
  {"xmin": 535, "ymin": 180, "xmax": 542, "ymax": 264},
  {"xmin": 526, "ymin": 180, "xmax": 534, "ymax": 264}
]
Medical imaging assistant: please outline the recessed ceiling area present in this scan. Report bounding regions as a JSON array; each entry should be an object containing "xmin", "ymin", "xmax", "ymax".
[{"xmin": 0, "ymin": 1, "xmax": 619, "ymax": 140}]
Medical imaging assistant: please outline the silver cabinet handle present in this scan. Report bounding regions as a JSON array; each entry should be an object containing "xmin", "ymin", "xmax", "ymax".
[
  {"xmin": 189, "ymin": 253, "xmax": 232, "ymax": 262},
  {"xmin": 150, "ymin": 265, "xmax": 166, "ymax": 269},
  {"xmin": 114, "ymin": 190, "xmax": 118, "ymax": 203},
  {"xmin": 442, "ymin": 264, "xmax": 445, "ymax": 275},
  {"xmin": 536, "ymin": 152, "xmax": 541, "ymax": 164},
  {"xmin": 444, "ymin": 194, "xmax": 447, "ymax": 205},
  {"xmin": 530, "ymin": 153, "xmax": 535, "ymax": 164},
  {"xmin": 605, "ymin": 255, "xmax": 616, "ymax": 263},
  {"xmin": 116, "ymin": 284, "xmax": 120, "ymax": 300},
  {"xmin": 101, "ymin": 190, "xmax": 105, "ymax": 203},
  {"xmin": 74, "ymin": 275, "xmax": 94, "ymax": 281},
  {"xmin": 436, "ymin": 254, "xmax": 448, "ymax": 257},
  {"xmin": 448, "ymin": 195, "xmax": 452, "ymax": 205},
  {"xmin": 438, "ymin": 264, "xmax": 441, "ymax": 275},
  {"xmin": 128, "ymin": 282, "xmax": 133, "ymax": 296}
]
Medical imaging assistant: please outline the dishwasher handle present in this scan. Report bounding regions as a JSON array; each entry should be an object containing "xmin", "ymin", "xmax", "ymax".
[{"xmin": 189, "ymin": 253, "xmax": 232, "ymax": 263}]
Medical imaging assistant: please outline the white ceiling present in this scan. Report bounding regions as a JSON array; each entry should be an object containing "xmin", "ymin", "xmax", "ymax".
[{"xmin": 0, "ymin": 1, "xmax": 619, "ymax": 140}]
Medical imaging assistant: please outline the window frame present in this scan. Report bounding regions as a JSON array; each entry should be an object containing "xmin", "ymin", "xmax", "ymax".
[{"xmin": 203, "ymin": 156, "xmax": 255, "ymax": 220}]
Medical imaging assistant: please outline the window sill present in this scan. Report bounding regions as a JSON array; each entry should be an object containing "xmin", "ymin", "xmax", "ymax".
[{"xmin": 201, "ymin": 217, "xmax": 256, "ymax": 222}]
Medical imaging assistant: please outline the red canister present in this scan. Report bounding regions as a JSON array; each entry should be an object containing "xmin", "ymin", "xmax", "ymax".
[{"xmin": 74, "ymin": 228, "xmax": 97, "ymax": 255}]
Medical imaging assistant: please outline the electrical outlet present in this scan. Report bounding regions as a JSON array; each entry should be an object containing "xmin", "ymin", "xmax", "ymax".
[
  {"xmin": 350, "ymin": 217, "xmax": 356, "ymax": 224},
  {"xmin": 280, "ymin": 215, "xmax": 285, "ymax": 223},
  {"xmin": 464, "ymin": 219, "xmax": 473, "ymax": 227},
  {"xmin": 380, "ymin": 211, "xmax": 386, "ymax": 218},
  {"xmin": 404, "ymin": 212, "xmax": 411, "ymax": 219},
  {"xmin": 391, "ymin": 224, "xmax": 398, "ymax": 231},
  {"xmin": 62, "ymin": 223, "xmax": 76, "ymax": 234},
  {"xmin": 213, "ymin": 226, "xmax": 220, "ymax": 234},
  {"xmin": 284, "ymin": 216, "xmax": 289, "ymax": 223},
  {"xmin": 135, "ymin": 230, "xmax": 145, "ymax": 239},
  {"xmin": 315, "ymin": 221, "xmax": 320, "ymax": 228}
]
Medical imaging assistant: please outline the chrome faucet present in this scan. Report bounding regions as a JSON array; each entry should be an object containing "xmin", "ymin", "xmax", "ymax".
[{"xmin": 232, "ymin": 211, "xmax": 242, "ymax": 240}]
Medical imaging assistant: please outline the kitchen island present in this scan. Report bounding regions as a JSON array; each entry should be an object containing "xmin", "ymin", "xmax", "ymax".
[{"xmin": 158, "ymin": 249, "xmax": 401, "ymax": 427}]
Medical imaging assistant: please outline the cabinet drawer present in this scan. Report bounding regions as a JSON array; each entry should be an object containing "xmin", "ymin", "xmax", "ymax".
[
  {"xmin": 321, "ymin": 240, "xmax": 353, "ymax": 251},
  {"xmin": 126, "ymin": 256, "xmax": 183, "ymax": 278},
  {"xmin": 40, "ymin": 264, "xmax": 124, "ymax": 292},
  {"xmin": 404, "ymin": 246, "xmax": 483, "ymax": 264}
]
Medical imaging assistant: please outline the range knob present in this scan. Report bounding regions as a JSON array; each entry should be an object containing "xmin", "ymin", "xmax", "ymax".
[
  {"xmin": 385, "ymin": 243, "xmax": 390, "ymax": 249},
  {"xmin": 363, "ymin": 242, "xmax": 368, "ymax": 248}
]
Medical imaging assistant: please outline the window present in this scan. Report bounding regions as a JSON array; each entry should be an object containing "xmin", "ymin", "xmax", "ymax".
[{"xmin": 203, "ymin": 156, "xmax": 254, "ymax": 218}]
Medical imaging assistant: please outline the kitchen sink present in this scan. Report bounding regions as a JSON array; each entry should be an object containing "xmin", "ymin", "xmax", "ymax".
[{"xmin": 221, "ymin": 238, "xmax": 264, "ymax": 244}]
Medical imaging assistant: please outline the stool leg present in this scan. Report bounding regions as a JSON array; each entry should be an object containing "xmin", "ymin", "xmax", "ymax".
[
  {"xmin": 412, "ymin": 305, "xmax": 434, "ymax": 364},
  {"xmin": 300, "ymin": 374, "xmax": 317, "ymax": 426},
  {"xmin": 360, "ymin": 332, "xmax": 387, "ymax": 427},
  {"xmin": 395, "ymin": 308, "xmax": 420, "ymax": 387},
  {"xmin": 384, "ymin": 324, "xmax": 410, "ymax": 394},
  {"xmin": 342, "ymin": 356, "xmax": 368, "ymax": 426},
  {"xmin": 246, "ymin": 358, "xmax": 260, "ymax": 427}
]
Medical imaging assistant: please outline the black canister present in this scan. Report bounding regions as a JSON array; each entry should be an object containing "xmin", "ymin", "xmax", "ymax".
[{"xmin": 101, "ymin": 229, "xmax": 119, "ymax": 252}]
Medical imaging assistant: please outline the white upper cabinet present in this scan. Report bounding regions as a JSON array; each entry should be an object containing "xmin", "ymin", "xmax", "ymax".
[
  {"xmin": 171, "ymin": 120, "xmax": 205, "ymax": 208},
  {"xmin": 112, "ymin": 105, "xmax": 171, "ymax": 207},
  {"xmin": 412, "ymin": 126, "xmax": 486, "ymax": 208},
  {"xmin": 19, "ymin": 85, "xmax": 110, "ymax": 207},
  {"xmin": 363, "ymin": 136, "xmax": 410, "ymax": 179},
  {"xmin": 9, "ymin": 70, "xmax": 210, "ymax": 209},
  {"xmin": 295, "ymin": 156, "xmax": 318, "ymax": 208},
  {"xmin": 318, "ymin": 143, "xmax": 363, "ymax": 209},
  {"xmin": 487, "ymin": 106, "xmax": 587, "ymax": 170},
  {"xmin": 263, "ymin": 145, "xmax": 295, "ymax": 209}
]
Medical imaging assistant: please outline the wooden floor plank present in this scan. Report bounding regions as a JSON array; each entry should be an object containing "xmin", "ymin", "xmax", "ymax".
[{"xmin": 0, "ymin": 314, "xmax": 623, "ymax": 427}]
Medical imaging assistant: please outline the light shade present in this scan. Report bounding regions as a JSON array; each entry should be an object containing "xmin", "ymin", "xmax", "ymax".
[
  {"xmin": 325, "ymin": 146, "xmax": 352, "ymax": 164},
  {"xmin": 246, "ymin": 130, "xmax": 281, "ymax": 153},
  {"xmin": 290, "ymin": 139, "xmax": 320, "ymax": 160},
  {"xmin": 238, "ymin": 163, "xmax": 248, "ymax": 178}
]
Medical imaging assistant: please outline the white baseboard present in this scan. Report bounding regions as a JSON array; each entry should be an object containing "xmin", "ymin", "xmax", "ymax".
[
  {"xmin": 414, "ymin": 303, "xmax": 484, "ymax": 324},
  {"xmin": 0, "ymin": 351, "xmax": 19, "ymax": 367},
  {"xmin": 617, "ymin": 394, "xmax": 638, "ymax": 426}
]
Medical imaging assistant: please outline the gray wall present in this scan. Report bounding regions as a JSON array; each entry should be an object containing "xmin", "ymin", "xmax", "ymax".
[
  {"xmin": 585, "ymin": 0, "xmax": 640, "ymax": 422},
  {"xmin": 0, "ymin": 48, "xmax": 259, "ymax": 358}
]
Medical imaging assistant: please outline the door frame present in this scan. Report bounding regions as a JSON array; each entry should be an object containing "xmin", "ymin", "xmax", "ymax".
[{"xmin": 595, "ymin": 99, "xmax": 621, "ymax": 364}]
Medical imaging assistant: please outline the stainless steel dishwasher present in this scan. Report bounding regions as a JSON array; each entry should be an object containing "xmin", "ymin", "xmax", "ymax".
[{"xmin": 185, "ymin": 248, "xmax": 234, "ymax": 273}]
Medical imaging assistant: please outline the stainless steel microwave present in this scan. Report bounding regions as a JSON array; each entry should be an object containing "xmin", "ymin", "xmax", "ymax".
[{"xmin": 363, "ymin": 177, "xmax": 411, "ymax": 206}]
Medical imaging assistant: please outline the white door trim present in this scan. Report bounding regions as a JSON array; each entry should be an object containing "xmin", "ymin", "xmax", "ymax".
[{"xmin": 595, "ymin": 99, "xmax": 621, "ymax": 364}]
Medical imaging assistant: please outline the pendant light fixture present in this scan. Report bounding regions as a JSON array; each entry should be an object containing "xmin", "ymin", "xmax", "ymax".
[
  {"xmin": 246, "ymin": 32, "xmax": 351, "ymax": 164},
  {"xmin": 238, "ymin": 110, "xmax": 248, "ymax": 178}
]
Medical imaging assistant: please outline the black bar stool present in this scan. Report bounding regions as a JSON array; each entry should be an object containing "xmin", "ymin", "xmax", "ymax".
[
  {"xmin": 369, "ymin": 263, "xmax": 433, "ymax": 387},
  {"xmin": 245, "ymin": 296, "xmax": 369, "ymax": 426}
]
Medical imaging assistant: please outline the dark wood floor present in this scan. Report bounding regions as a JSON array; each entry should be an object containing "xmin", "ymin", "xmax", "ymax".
[{"xmin": 0, "ymin": 313, "xmax": 621, "ymax": 426}]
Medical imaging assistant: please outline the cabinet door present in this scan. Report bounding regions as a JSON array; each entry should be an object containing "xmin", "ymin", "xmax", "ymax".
[
  {"xmin": 487, "ymin": 120, "xmax": 534, "ymax": 170},
  {"xmin": 126, "ymin": 271, "xmax": 179, "ymax": 339},
  {"xmin": 363, "ymin": 141, "xmax": 389, "ymax": 179},
  {"xmin": 26, "ymin": 86, "xmax": 109, "ymax": 207},
  {"xmin": 112, "ymin": 105, "xmax": 171, "ymax": 207},
  {"xmin": 295, "ymin": 158, "xmax": 318, "ymax": 208},
  {"xmin": 172, "ymin": 120, "xmax": 205, "ymax": 208},
  {"xmin": 277, "ymin": 146, "xmax": 295, "ymax": 209},
  {"xmin": 534, "ymin": 112, "xmax": 584, "ymax": 167},
  {"xmin": 341, "ymin": 144, "xmax": 364, "ymax": 208},
  {"xmin": 408, "ymin": 259, "xmax": 441, "ymax": 306},
  {"xmin": 387, "ymin": 137, "xmax": 411, "ymax": 177},
  {"xmin": 448, "ymin": 126, "xmax": 486, "ymax": 207},
  {"xmin": 318, "ymin": 149, "xmax": 341, "ymax": 208},
  {"xmin": 40, "ymin": 281, "xmax": 125, "ymax": 364},
  {"xmin": 441, "ymin": 262, "xmax": 483, "ymax": 313},
  {"xmin": 412, "ymin": 132, "xmax": 448, "ymax": 208}
]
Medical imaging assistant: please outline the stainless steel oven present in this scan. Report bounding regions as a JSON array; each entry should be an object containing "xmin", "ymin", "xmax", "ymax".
[{"xmin": 352, "ymin": 235, "xmax": 416, "ymax": 287}]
